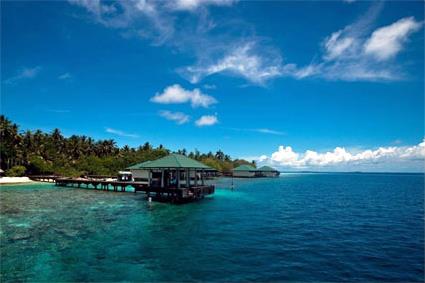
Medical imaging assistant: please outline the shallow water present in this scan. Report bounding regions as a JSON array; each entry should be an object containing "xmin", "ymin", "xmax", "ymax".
[{"xmin": 1, "ymin": 173, "xmax": 424, "ymax": 282}]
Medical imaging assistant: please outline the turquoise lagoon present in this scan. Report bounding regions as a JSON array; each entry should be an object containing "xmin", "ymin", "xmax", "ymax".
[{"xmin": 0, "ymin": 173, "xmax": 424, "ymax": 282}]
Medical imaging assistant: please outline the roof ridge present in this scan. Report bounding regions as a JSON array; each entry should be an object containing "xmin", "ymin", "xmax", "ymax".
[{"xmin": 173, "ymin": 154, "xmax": 183, "ymax": 167}]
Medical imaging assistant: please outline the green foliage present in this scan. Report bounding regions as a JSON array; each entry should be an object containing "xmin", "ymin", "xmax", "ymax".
[
  {"xmin": 5, "ymin": 165, "xmax": 26, "ymax": 177},
  {"xmin": 27, "ymin": 156, "xmax": 54, "ymax": 175},
  {"xmin": 0, "ymin": 115, "xmax": 251, "ymax": 176}
]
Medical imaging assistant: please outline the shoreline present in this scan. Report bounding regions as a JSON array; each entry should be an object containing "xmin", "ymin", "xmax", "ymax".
[{"xmin": 0, "ymin": 177, "xmax": 41, "ymax": 185}]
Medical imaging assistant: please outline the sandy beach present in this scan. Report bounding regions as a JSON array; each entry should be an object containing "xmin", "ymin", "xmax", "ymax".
[{"xmin": 0, "ymin": 177, "xmax": 36, "ymax": 185}]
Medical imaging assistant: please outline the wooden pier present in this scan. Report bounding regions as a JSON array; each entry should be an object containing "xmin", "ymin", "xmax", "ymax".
[
  {"xmin": 51, "ymin": 154, "xmax": 217, "ymax": 203},
  {"xmin": 29, "ymin": 175, "xmax": 61, "ymax": 183},
  {"xmin": 55, "ymin": 178, "xmax": 214, "ymax": 203}
]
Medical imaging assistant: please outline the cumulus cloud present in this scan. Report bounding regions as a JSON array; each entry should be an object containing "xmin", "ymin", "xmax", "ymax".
[
  {"xmin": 105, "ymin": 127, "xmax": 139, "ymax": 138},
  {"xmin": 3, "ymin": 66, "xmax": 42, "ymax": 84},
  {"xmin": 150, "ymin": 84, "xmax": 217, "ymax": 108},
  {"xmin": 364, "ymin": 17, "xmax": 422, "ymax": 61},
  {"xmin": 195, "ymin": 114, "xmax": 218, "ymax": 126},
  {"xmin": 256, "ymin": 139, "xmax": 425, "ymax": 172},
  {"xmin": 159, "ymin": 110, "xmax": 190, "ymax": 125}
]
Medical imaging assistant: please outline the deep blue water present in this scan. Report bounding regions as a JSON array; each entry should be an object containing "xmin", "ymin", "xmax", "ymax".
[{"xmin": 1, "ymin": 173, "xmax": 424, "ymax": 282}]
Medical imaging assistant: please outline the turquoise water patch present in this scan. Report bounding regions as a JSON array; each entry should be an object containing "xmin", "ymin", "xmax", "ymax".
[{"xmin": 0, "ymin": 175, "xmax": 424, "ymax": 282}]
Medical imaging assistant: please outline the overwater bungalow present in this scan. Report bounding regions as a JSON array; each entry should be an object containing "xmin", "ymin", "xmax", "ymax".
[
  {"xmin": 56, "ymin": 154, "xmax": 215, "ymax": 203},
  {"xmin": 126, "ymin": 153, "xmax": 216, "ymax": 201},
  {"xmin": 232, "ymin": 164, "xmax": 257, "ymax": 178},
  {"xmin": 257, "ymin": 166, "xmax": 280, "ymax": 177}
]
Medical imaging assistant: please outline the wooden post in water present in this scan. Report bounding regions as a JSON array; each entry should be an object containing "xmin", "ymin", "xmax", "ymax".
[
  {"xmin": 148, "ymin": 170, "xmax": 151, "ymax": 187},
  {"xmin": 177, "ymin": 169, "xmax": 180, "ymax": 189}
]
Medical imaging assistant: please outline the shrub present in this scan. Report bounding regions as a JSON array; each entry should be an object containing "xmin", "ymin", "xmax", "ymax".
[
  {"xmin": 27, "ymin": 156, "xmax": 53, "ymax": 175},
  {"xmin": 5, "ymin": 165, "xmax": 27, "ymax": 177}
]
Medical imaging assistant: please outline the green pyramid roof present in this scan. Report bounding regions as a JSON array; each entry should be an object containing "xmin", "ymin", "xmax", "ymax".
[
  {"xmin": 126, "ymin": 160, "xmax": 153, "ymax": 170},
  {"xmin": 257, "ymin": 166, "xmax": 279, "ymax": 172},
  {"xmin": 126, "ymin": 154, "xmax": 213, "ymax": 170},
  {"xmin": 233, "ymin": 164, "xmax": 257, "ymax": 171}
]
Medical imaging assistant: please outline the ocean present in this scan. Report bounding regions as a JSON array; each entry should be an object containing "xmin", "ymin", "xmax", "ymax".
[{"xmin": 1, "ymin": 173, "xmax": 424, "ymax": 282}]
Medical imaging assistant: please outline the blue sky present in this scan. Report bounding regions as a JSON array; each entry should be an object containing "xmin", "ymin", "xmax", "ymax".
[{"xmin": 1, "ymin": 0, "xmax": 424, "ymax": 172}]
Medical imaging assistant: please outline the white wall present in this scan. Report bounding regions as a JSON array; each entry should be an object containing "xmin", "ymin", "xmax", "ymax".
[
  {"xmin": 130, "ymin": 169, "xmax": 149, "ymax": 179},
  {"xmin": 233, "ymin": 171, "xmax": 256, "ymax": 177}
]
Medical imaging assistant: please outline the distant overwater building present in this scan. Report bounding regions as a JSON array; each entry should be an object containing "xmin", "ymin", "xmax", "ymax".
[
  {"xmin": 256, "ymin": 166, "xmax": 280, "ymax": 177},
  {"xmin": 232, "ymin": 164, "xmax": 257, "ymax": 178},
  {"xmin": 232, "ymin": 164, "xmax": 279, "ymax": 178}
]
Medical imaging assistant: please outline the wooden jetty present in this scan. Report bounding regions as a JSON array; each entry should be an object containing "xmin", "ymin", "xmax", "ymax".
[
  {"xmin": 29, "ymin": 175, "xmax": 61, "ymax": 183},
  {"xmin": 55, "ymin": 177, "xmax": 214, "ymax": 203},
  {"xmin": 55, "ymin": 154, "xmax": 216, "ymax": 203}
]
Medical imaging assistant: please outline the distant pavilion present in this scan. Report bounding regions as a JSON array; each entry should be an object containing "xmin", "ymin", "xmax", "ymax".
[
  {"xmin": 257, "ymin": 166, "xmax": 280, "ymax": 177},
  {"xmin": 232, "ymin": 164, "xmax": 279, "ymax": 178},
  {"xmin": 232, "ymin": 164, "xmax": 257, "ymax": 178}
]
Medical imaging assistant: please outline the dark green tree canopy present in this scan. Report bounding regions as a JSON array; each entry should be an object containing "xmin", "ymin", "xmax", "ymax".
[{"xmin": 0, "ymin": 115, "xmax": 251, "ymax": 176}]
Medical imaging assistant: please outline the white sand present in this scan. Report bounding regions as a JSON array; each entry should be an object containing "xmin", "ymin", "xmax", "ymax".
[{"xmin": 0, "ymin": 177, "xmax": 35, "ymax": 184}]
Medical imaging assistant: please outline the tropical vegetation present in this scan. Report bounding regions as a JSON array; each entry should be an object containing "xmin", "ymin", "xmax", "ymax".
[{"xmin": 0, "ymin": 115, "xmax": 255, "ymax": 177}]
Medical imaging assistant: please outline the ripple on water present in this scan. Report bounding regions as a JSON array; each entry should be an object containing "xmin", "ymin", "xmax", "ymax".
[{"xmin": 0, "ymin": 175, "xmax": 424, "ymax": 282}]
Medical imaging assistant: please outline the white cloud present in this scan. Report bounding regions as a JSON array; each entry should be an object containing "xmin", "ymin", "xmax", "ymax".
[
  {"xmin": 183, "ymin": 42, "xmax": 284, "ymax": 84},
  {"xmin": 159, "ymin": 110, "xmax": 190, "ymax": 125},
  {"xmin": 105, "ymin": 128, "xmax": 139, "ymax": 138},
  {"xmin": 68, "ymin": 0, "xmax": 115, "ymax": 15},
  {"xmin": 323, "ymin": 30, "xmax": 356, "ymax": 61},
  {"xmin": 271, "ymin": 146, "xmax": 300, "ymax": 166},
  {"xmin": 364, "ymin": 17, "xmax": 422, "ymax": 61},
  {"xmin": 46, "ymin": 109, "xmax": 71, "ymax": 113},
  {"xmin": 254, "ymin": 128, "xmax": 284, "ymax": 135},
  {"xmin": 68, "ymin": 0, "xmax": 174, "ymax": 44},
  {"xmin": 3, "ymin": 66, "xmax": 42, "ymax": 84},
  {"xmin": 170, "ymin": 0, "xmax": 235, "ymax": 11},
  {"xmin": 68, "ymin": 0, "xmax": 234, "ymax": 44},
  {"xmin": 58, "ymin": 72, "xmax": 72, "ymax": 80},
  {"xmin": 203, "ymin": 84, "xmax": 216, "ymax": 89},
  {"xmin": 195, "ymin": 114, "xmax": 218, "ymax": 126},
  {"xmin": 182, "ymin": 12, "xmax": 422, "ymax": 84},
  {"xmin": 69, "ymin": 0, "xmax": 421, "ymax": 84},
  {"xmin": 256, "ymin": 139, "xmax": 425, "ymax": 172},
  {"xmin": 299, "ymin": 9, "xmax": 422, "ymax": 81},
  {"xmin": 225, "ymin": 127, "xmax": 284, "ymax": 135},
  {"xmin": 150, "ymin": 84, "xmax": 217, "ymax": 108}
]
